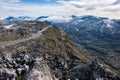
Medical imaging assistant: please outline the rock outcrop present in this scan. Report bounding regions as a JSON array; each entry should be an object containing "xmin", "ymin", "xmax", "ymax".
[{"xmin": 23, "ymin": 61, "xmax": 53, "ymax": 80}]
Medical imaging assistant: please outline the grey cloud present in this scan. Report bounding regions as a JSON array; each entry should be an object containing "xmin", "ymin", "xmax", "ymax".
[
  {"xmin": 85, "ymin": 7, "xmax": 96, "ymax": 11},
  {"xmin": 102, "ymin": 8, "xmax": 120, "ymax": 12},
  {"xmin": 72, "ymin": 4, "xmax": 85, "ymax": 8},
  {"xmin": 0, "ymin": 0, "xmax": 120, "ymax": 19},
  {"xmin": 112, "ymin": 0, "xmax": 120, "ymax": 5}
]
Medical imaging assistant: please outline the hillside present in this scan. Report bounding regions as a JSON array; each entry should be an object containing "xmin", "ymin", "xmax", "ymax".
[
  {"xmin": 54, "ymin": 15, "xmax": 120, "ymax": 77},
  {"xmin": 0, "ymin": 21, "xmax": 120, "ymax": 80}
]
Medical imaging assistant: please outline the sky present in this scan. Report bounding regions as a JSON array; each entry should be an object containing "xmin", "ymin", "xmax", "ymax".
[{"xmin": 0, "ymin": 0, "xmax": 120, "ymax": 19}]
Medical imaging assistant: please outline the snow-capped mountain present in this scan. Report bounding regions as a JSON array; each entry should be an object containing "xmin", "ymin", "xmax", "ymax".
[
  {"xmin": 5, "ymin": 16, "xmax": 18, "ymax": 22},
  {"xmin": 55, "ymin": 15, "xmax": 120, "ymax": 34},
  {"xmin": 18, "ymin": 16, "xmax": 34, "ymax": 21},
  {"xmin": 4, "ymin": 16, "xmax": 35, "ymax": 22},
  {"xmin": 0, "ymin": 16, "xmax": 72, "ymax": 23},
  {"xmin": 53, "ymin": 15, "xmax": 120, "ymax": 71},
  {"xmin": 36, "ymin": 16, "xmax": 72, "ymax": 23},
  {"xmin": 1, "ymin": 15, "xmax": 120, "ymax": 34},
  {"xmin": 1, "ymin": 15, "xmax": 120, "ymax": 33},
  {"xmin": 0, "ymin": 17, "xmax": 6, "ymax": 20},
  {"xmin": 36, "ymin": 16, "xmax": 49, "ymax": 21}
]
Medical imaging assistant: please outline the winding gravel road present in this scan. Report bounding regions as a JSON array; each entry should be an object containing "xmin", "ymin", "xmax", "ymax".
[{"xmin": 0, "ymin": 26, "xmax": 51, "ymax": 47}]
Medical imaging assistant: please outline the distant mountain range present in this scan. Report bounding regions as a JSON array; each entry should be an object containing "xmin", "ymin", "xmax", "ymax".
[
  {"xmin": 1, "ymin": 15, "xmax": 120, "ymax": 35},
  {"xmin": 0, "ymin": 16, "xmax": 71, "ymax": 23}
]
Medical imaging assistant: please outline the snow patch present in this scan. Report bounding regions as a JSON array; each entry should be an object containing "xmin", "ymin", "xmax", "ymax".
[
  {"xmin": 103, "ymin": 19, "xmax": 114, "ymax": 28},
  {"xmin": 3, "ymin": 24, "xmax": 14, "ymax": 29},
  {"xmin": 72, "ymin": 19, "xmax": 85, "ymax": 25},
  {"xmin": 106, "ymin": 24, "xmax": 113, "ymax": 28},
  {"xmin": 74, "ymin": 27, "xmax": 79, "ymax": 31},
  {"xmin": 0, "ymin": 17, "xmax": 5, "ymax": 20}
]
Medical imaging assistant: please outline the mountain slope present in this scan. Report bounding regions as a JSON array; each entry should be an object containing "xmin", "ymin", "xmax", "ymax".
[
  {"xmin": 0, "ymin": 21, "xmax": 86, "ymax": 80},
  {"xmin": 0, "ymin": 20, "xmax": 120, "ymax": 80},
  {"xmin": 54, "ymin": 15, "xmax": 120, "ymax": 76},
  {"xmin": 56, "ymin": 16, "xmax": 120, "ymax": 70}
]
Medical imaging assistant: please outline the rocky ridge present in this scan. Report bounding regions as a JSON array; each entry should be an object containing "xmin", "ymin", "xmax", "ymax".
[{"xmin": 0, "ymin": 21, "xmax": 120, "ymax": 80}]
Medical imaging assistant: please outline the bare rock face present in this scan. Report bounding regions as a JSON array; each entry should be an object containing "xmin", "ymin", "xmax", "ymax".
[
  {"xmin": 0, "ymin": 51, "xmax": 33, "ymax": 80},
  {"xmin": 67, "ymin": 59, "xmax": 120, "ymax": 80},
  {"xmin": 0, "ymin": 69, "xmax": 16, "ymax": 80},
  {"xmin": 23, "ymin": 62, "xmax": 53, "ymax": 80}
]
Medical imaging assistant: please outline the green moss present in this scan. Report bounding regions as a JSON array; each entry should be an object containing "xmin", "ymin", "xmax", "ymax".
[{"xmin": 44, "ymin": 37, "xmax": 57, "ymax": 49}]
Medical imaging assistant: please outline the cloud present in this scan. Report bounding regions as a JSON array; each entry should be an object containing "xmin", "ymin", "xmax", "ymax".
[
  {"xmin": 1, "ymin": 0, "xmax": 20, "ymax": 3},
  {"xmin": 113, "ymin": 0, "xmax": 120, "ymax": 5},
  {"xmin": 68, "ymin": 0, "xmax": 117, "ymax": 7},
  {"xmin": 0, "ymin": 0, "xmax": 120, "ymax": 19}
]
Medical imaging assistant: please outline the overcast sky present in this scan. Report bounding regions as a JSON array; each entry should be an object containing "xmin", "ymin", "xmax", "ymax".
[{"xmin": 0, "ymin": 0, "xmax": 120, "ymax": 19}]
